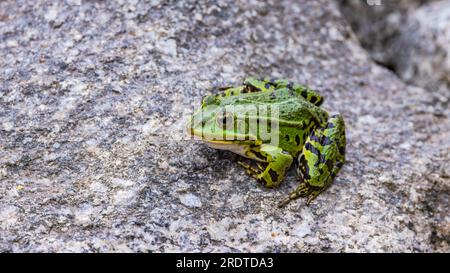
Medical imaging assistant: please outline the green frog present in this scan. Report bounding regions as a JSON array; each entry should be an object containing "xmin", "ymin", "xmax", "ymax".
[{"xmin": 187, "ymin": 77, "xmax": 346, "ymax": 207}]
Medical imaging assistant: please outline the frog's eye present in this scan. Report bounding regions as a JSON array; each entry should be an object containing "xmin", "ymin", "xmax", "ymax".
[{"xmin": 216, "ymin": 111, "xmax": 234, "ymax": 129}]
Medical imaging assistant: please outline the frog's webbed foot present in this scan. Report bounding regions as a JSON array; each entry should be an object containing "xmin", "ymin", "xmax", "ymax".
[
  {"xmin": 277, "ymin": 182, "xmax": 325, "ymax": 208},
  {"xmin": 279, "ymin": 115, "xmax": 346, "ymax": 207},
  {"xmin": 238, "ymin": 144, "xmax": 293, "ymax": 188}
]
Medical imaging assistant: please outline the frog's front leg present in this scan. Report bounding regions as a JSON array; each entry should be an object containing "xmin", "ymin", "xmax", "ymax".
[
  {"xmin": 239, "ymin": 144, "xmax": 293, "ymax": 188},
  {"xmin": 278, "ymin": 115, "xmax": 346, "ymax": 207}
]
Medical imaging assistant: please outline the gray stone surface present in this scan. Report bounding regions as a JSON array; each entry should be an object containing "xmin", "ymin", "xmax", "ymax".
[
  {"xmin": 0, "ymin": 0, "xmax": 449, "ymax": 252},
  {"xmin": 391, "ymin": 0, "xmax": 450, "ymax": 94},
  {"xmin": 336, "ymin": 0, "xmax": 439, "ymax": 65},
  {"xmin": 337, "ymin": 0, "xmax": 450, "ymax": 96}
]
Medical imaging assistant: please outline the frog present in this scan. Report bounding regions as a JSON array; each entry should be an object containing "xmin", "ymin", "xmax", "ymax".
[{"xmin": 187, "ymin": 77, "xmax": 346, "ymax": 207}]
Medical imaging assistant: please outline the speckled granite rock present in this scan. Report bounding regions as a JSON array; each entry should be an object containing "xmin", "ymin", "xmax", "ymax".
[{"xmin": 0, "ymin": 0, "xmax": 449, "ymax": 252}]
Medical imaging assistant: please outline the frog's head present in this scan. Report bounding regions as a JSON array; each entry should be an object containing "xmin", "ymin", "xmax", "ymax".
[{"xmin": 187, "ymin": 95, "xmax": 262, "ymax": 147}]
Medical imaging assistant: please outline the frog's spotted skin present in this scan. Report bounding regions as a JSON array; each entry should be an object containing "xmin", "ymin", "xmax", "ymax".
[
  {"xmin": 279, "ymin": 114, "xmax": 346, "ymax": 207},
  {"xmin": 188, "ymin": 77, "xmax": 346, "ymax": 207},
  {"xmin": 203, "ymin": 77, "xmax": 323, "ymax": 107}
]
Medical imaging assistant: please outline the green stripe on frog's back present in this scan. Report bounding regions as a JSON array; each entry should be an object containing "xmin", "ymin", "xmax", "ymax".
[
  {"xmin": 202, "ymin": 86, "xmax": 246, "ymax": 106},
  {"xmin": 249, "ymin": 77, "xmax": 324, "ymax": 106},
  {"xmin": 202, "ymin": 77, "xmax": 281, "ymax": 106},
  {"xmin": 206, "ymin": 78, "xmax": 324, "ymax": 107},
  {"xmin": 219, "ymin": 88, "xmax": 322, "ymax": 108}
]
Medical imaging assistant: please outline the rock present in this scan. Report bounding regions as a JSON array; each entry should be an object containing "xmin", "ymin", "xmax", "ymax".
[
  {"xmin": 336, "ymin": 0, "xmax": 438, "ymax": 64},
  {"xmin": 0, "ymin": 0, "xmax": 449, "ymax": 252},
  {"xmin": 113, "ymin": 189, "xmax": 138, "ymax": 206},
  {"xmin": 0, "ymin": 206, "xmax": 19, "ymax": 230},
  {"xmin": 73, "ymin": 205, "xmax": 95, "ymax": 227},
  {"xmin": 391, "ymin": 0, "xmax": 450, "ymax": 93},
  {"xmin": 179, "ymin": 193, "xmax": 202, "ymax": 208},
  {"xmin": 156, "ymin": 38, "xmax": 178, "ymax": 57},
  {"xmin": 337, "ymin": 0, "xmax": 450, "ymax": 96},
  {"xmin": 292, "ymin": 222, "xmax": 311, "ymax": 238}
]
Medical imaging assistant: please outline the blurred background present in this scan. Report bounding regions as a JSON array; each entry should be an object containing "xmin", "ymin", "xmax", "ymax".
[{"xmin": 337, "ymin": 0, "xmax": 450, "ymax": 103}]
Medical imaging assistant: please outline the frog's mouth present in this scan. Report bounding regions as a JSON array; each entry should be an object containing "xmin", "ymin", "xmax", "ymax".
[
  {"xmin": 202, "ymin": 139, "xmax": 251, "ymax": 156},
  {"xmin": 203, "ymin": 140, "xmax": 237, "ymax": 149},
  {"xmin": 189, "ymin": 130, "xmax": 258, "ymax": 143}
]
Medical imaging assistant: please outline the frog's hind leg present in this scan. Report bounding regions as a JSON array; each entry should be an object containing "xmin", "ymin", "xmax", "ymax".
[
  {"xmin": 278, "ymin": 115, "xmax": 346, "ymax": 208},
  {"xmin": 239, "ymin": 144, "xmax": 293, "ymax": 188},
  {"xmin": 278, "ymin": 182, "xmax": 319, "ymax": 208}
]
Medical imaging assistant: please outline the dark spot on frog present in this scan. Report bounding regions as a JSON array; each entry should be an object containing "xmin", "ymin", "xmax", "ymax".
[
  {"xmin": 248, "ymin": 85, "xmax": 260, "ymax": 92},
  {"xmin": 295, "ymin": 135, "xmax": 301, "ymax": 145},
  {"xmin": 268, "ymin": 169, "xmax": 279, "ymax": 183},
  {"xmin": 316, "ymin": 97, "xmax": 324, "ymax": 105},
  {"xmin": 270, "ymin": 93, "xmax": 277, "ymax": 99},
  {"xmin": 264, "ymin": 83, "xmax": 271, "ymax": 89},
  {"xmin": 305, "ymin": 142, "xmax": 320, "ymax": 156},
  {"xmin": 309, "ymin": 131, "xmax": 321, "ymax": 143},
  {"xmin": 287, "ymin": 82, "xmax": 293, "ymax": 89},
  {"xmin": 299, "ymin": 154, "xmax": 307, "ymax": 169},
  {"xmin": 299, "ymin": 154, "xmax": 305, "ymax": 163},
  {"xmin": 322, "ymin": 136, "xmax": 332, "ymax": 146},
  {"xmin": 301, "ymin": 90, "xmax": 308, "ymax": 98},
  {"xmin": 303, "ymin": 164, "xmax": 311, "ymax": 179},
  {"xmin": 319, "ymin": 154, "xmax": 327, "ymax": 164},
  {"xmin": 310, "ymin": 96, "xmax": 317, "ymax": 104},
  {"xmin": 339, "ymin": 145, "xmax": 346, "ymax": 155},
  {"xmin": 253, "ymin": 151, "xmax": 265, "ymax": 161},
  {"xmin": 326, "ymin": 158, "xmax": 334, "ymax": 171},
  {"xmin": 285, "ymin": 135, "xmax": 290, "ymax": 142},
  {"xmin": 326, "ymin": 122, "xmax": 335, "ymax": 129}
]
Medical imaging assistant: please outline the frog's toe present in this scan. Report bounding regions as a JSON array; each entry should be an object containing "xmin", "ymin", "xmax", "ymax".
[
  {"xmin": 278, "ymin": 182, "xmax": 310, "ymax": 207},
  {"xmin": 278, "ymin": 182, "xmax": 325, "ymax": 207},
  {"xmin": 305, "ymin": 188, "xmax": 325, "ymax": 205},
  {"xmin": 277, "ymin": 198, "xmax": 291, "ymax": 208}
]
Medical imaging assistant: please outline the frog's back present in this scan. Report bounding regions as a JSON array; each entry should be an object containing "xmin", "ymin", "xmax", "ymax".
[
  {"xmin": 274, "ymin": 99, "xmax": 327, "ymax": 156},
  {"xmin": 218, "ymin": 88, "xmax": 328, "ymax": 156},
  {"xmin": 239, "ymin": 95, "xmax": 328, "ymax": 156}
]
